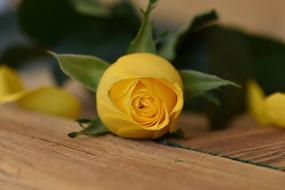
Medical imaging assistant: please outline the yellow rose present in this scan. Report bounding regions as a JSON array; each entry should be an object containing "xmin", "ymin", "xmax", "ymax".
[{"xmin": 96, "ymin": 53, "xmax": 184, "ymax": 139}]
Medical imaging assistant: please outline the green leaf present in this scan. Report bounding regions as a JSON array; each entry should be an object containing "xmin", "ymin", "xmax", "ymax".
[
  {"xmin": 68, "ymin": 118, "xmax": 109, "ymax": 138},
  {"xmin": 180, "ymin": 70, "xmax": 240, "ymax": 98},
  {"xmin": 160, "ymin": 10, "xmax": 218, "ymax": 60},
  {"xmin": 189, "ymin": 10, "xmax": 218, "ymax": 32},
  {"xmin": 203, "ymin": 93, "xmax": 220, "ymax": 106},
  {"xmin": 49, "ymin": 52, "xmax": 109, "ymax": 92},
  {"xmin": 127, "ymin": 0, "xmax": 157, "ymax": 54},
  {"xmin": 76, "ymin": 118, "xmax": 92, "ymax": 127},
  {"xmin": 71, "ymin": 0, "xmax": 110, "ymax": 17}
]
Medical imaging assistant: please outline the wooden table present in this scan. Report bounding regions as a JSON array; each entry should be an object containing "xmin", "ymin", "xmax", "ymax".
[{"xmin": 1, "ymin": 105, "xmax": 285, "ymax": 190}]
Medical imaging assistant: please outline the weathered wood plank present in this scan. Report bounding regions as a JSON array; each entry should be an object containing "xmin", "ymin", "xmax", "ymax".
[
  {"xmin": 0, "ymin": 106, "xmax": 285, "ymax": 190},
  {"xmin": 172, "ymin": 115, "xmax": 285, "ymax": 170}
]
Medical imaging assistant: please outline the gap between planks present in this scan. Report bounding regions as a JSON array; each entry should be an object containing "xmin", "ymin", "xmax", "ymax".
[{"xmin": 171, "ymin": 114, "xmax": 285, "ymax": 171}]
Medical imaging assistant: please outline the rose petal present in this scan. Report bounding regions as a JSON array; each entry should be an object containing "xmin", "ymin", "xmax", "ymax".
[
  {"xmin": 109, "ymin": 79, "xmax": 137, "ymax": 114},
  {"xmin": 158, "ymin": 80, "xmax": 184, "ymax": 132},
  {"xmin": 117, "ymin": 127, "xmax": 158, "ymax": 139},
  {"xmin": 0, "ymin": 91, "xmax": 27, "ymax": 103},
  {"xmin": 247, "ymin": 80, "xmax": 270, "ymax": 125},
  {"xmin": 153, "ymin": 80, "xmax": 177, "ymax": 113},
  {"xmin": 110, "ymin": 53, "xmax": 183, "ymax": 87},
  {"xmin": 0, "ymin": 65, "xmax": 25, "ymax": 103},
  {"xmin": 264, "ymin": 93, "xmax": 285, "ymax": 127},
  {"xmin": 17, "ymin": 87, "xmax": 80, "ymax": 119}
]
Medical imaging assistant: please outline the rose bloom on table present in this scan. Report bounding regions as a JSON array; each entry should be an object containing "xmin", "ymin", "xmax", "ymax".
[{"xmin": 0, "ymin": 0, "xmax": 239, "ymax": 139}]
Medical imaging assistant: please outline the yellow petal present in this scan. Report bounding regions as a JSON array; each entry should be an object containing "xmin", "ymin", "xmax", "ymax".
[
  {"xmin": 117, "ymin": 127, "xmax": 158, "ymax": 139},
  {"xmin": 109, "ymin": 79, "xmax": 137, "ymax": 114},
  {"xmin": 264, "ymin": 93, "xmax": 285, "ymax": 127},
  {"xmin": 158, "ymin": 79, "xmax": 184, "ymax": 132},
  {"xmin": 129, "ymin": 78, "xmax": 169, "ymax": 130},
  {"xmin": 0, "ymin": 91, "xmax": 27, "ymax": 103},
  {"xmin": 17, "ymin": 87, "xmax": 80, "ymax": 119},
  {"xmin": 0, "ymin": 65, "xmax": 25, "ymax": 103},
  {"xmin": 246, "ymin": 80, "xmax": 270, "ymax": 125},
  {"xmin": 114, "ymin": 53, "xmax": 183, "ymax": 87},
  {"xmin": 153, "ymin": 79, "xmax": 177, "ymax": 113}
]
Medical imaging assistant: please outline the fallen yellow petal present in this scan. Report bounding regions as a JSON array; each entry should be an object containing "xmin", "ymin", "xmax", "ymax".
[
  {"xmin": 17, "ymin": 87, "xmax": 80, "ymax": 119},
  {"xmin": 0, "ymin": 65, "xmax": 25, "ymax": 103},
  {"xmin": 247, "ymin": 80, "xmax": 270, "ymax": 125},
  {"xmin": 264, "ymin": 93, "xmax": 285, "ymax": 128}
]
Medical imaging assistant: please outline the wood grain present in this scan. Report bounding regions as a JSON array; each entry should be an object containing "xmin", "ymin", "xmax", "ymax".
[
  {"xmin": 171, "ymin": 115, "xmax": 285, "ymax": 170},
  {"xmin": 1, "ymin": 106, "xmax": 285, "ymax": 190}
]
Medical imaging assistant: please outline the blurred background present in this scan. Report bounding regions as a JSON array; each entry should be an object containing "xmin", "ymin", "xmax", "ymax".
[
  {"xmin": 134, "ymin": 0, "xmax": 285, "ymax": 41},
  {"xmin": 1, "ymin": 0, "xmax": 285, "ymax": 128},
  {"xmin": 2, "ymin": 0, "xmax": 285, "ymax": 55},
  {"xmin": 2, "ymin": 0, "xmax": 285, "ymax": 77}
]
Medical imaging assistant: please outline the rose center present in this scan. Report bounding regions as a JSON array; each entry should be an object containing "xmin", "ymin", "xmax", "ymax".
[{"xmin": 132, "ymin": 95, "xmax": 155, "ymax": 114}]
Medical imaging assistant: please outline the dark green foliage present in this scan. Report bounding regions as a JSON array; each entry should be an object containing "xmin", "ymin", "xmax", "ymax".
[
  {"xmin": 17, "ymin": 0, "xmax": 140, "ymax": 60},
  {"xmin": 0, "ymin": 45, "xmax": 47, "ymax": 67},
  {"xmin": 18, "ymin": 0, "xmax": 76, "ymax": 47},
  {"xmin": 159, "ymin": 10, "xmax": 219, "ymax": 60},
  {"xmin": 17, "ymin": 0, "xmax": 140, "ymax": 84},
  {"xmin": 168, "ymin": 13, "xmax": 285, "ymax": 128}
]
